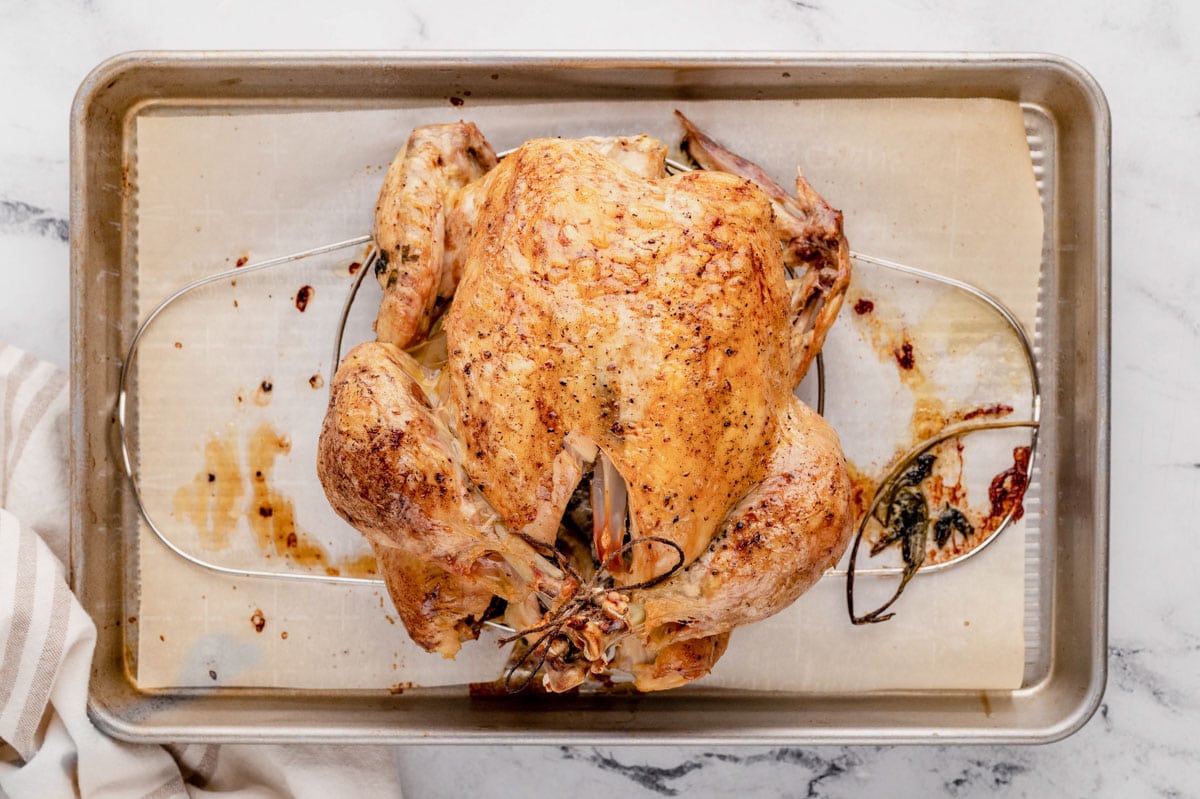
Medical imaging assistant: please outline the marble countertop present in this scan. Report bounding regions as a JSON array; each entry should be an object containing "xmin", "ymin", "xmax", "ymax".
[{"xmin": 2, "ymin": 1, "xmax": 1197, "ymax": 796}]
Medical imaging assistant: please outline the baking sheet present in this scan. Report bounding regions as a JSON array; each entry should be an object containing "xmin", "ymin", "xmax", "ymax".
[{"xmin": 131, "ymin": 97, "xmax": 1042, "ymax": 691}]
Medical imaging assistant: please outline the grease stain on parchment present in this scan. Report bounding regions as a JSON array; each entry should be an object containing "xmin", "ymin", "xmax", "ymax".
[
  {"xmin": 173, "ymin": 423, "xmax": 377, "ymax": 577},
  {"xmin": 173, "ymin": 435, "xmax": 245, "ymax": 550},
  {"xmin": 841, "ymin": 279, "xmax": 1032, "ymax": 567}
]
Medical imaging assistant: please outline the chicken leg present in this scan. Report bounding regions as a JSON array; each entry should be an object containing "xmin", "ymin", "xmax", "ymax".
[
  {"xmin": 616, "ymin": 396, "xmax": 853, "ymax": 690},
  {"xmin": 317, "ymin": 341, "xmax": 565, "ymax": 655}
]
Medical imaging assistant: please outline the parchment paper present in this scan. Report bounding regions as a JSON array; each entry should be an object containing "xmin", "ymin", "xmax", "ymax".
[{"xmin": 133, "ymin": 97, "xmax": 1043, "ymax": 691}]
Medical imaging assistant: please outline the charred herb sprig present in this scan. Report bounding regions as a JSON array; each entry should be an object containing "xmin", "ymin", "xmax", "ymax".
[{"xmin": 846, "ymin": 419, "xmax": 1039, "ymax": 625}]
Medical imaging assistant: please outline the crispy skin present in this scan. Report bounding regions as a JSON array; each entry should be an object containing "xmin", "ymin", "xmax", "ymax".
[
  {"xmin": 372, "ymin": 128, "xmax": 665, "ymax": 350},
  {"xmin": 635, "ymin": 398, "xmax": 853, "ymax": 645},
  {"xmin": 579, "ymin": 134, "xmax": 667, "ymax": 178},
  {"xmin": 370, "ymin": 540, "xmax": 495, "ymax": 658},
  {"xmin": 677, "ymin": 112, "xmax": 851, "ymax": 384},
  {"xmin": 317, "ymin": 342, "xmax": 564, "ymax": 656},
  {"xmin": 445, "ymin": 140, "xmax": 793, "ymax": 584},
  {"xmin": 322, "ymin": 124, "xmax": 854, "ymax": 691},
  {"xmin": 629, "ymin": 633, "xmax": 731, "ymax": 692},
  {"xmin": 606, "ymin": 398, "xmax": 852, "ymax": 691},
  {"xmin": 373, "ymin": 122, "xmax": 497, "ymax": 348}
]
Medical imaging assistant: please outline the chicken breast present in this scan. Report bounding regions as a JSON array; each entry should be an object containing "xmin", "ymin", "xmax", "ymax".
[{"xmin": 447, "ymin": 139, "xmax": 794, "ymax": 585}]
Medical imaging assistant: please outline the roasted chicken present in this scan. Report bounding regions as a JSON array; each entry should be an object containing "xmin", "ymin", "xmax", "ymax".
[{"xmin": 317, "ymin": 114, "xmax": 854, "ymax": 691}]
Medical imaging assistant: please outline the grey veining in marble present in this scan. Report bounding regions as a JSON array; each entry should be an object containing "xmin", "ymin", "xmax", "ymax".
[
  {"xmin": 0, "ymin": 201, "xmax": 68, "ymax": 243},
  {"xmin": 2, "ymin": 0, "xmax": 1198, "ymax": 797}
]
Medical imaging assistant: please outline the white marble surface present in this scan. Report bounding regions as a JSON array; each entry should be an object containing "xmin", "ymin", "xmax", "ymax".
[{"xmin": 2, "ymin": 1, "xmax": 1198, "ymax": 796}]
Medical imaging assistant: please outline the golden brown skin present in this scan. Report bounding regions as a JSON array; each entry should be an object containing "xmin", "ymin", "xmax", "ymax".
[
  {"xmin": 370, "ymin": 541, "xmax": 496, "ymax": 657},
  {"xmin": 634, "ymin": 400, "xmax": 852, "ymax": 644},
  {"xmin": 319, "ymin": 120, "xmax": 854, "ymax": 690},
  {"xmin": 627, "ymin": 633, "xmax": 731, "ymax": 693},
  {"xmin": 373, "ymin": 122, "xmax": 498, "ymax": 348},
  {"xmin": 677, "ymin": 112, "xmax": 852, "ymax": 384},
  {"xmin": 317, "ymin": 342, "xmax": 565, "ymax": 656},
  {"xmin": 446, "ymin": 140, "xmax": 793, "ymax": 586}
]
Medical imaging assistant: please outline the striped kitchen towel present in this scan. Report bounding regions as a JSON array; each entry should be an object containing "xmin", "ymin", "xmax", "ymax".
[
  {"xmin": 1, "ymin": 342, "xmax": 73, "ymax": 761},
  {"xmin": 0, "ymin": 344, "xmax": 69, "ymax": 562},
  {"xmin": 0, "ymin": 343, "xmax": 186, "ymax": 795}
]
